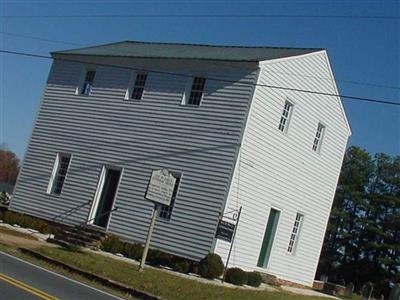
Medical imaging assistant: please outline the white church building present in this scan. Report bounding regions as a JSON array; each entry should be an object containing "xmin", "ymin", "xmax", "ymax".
[{"xmin": 11, "ymin": 41, "xmax": 351, "ymax": 286}]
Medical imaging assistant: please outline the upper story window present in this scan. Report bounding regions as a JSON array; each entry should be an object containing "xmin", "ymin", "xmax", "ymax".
[
  {"xmin": 312, "ymin": 123, "xmax": 326, "ymax": 152},
  {"xmin": 79, "ymin": 70, "xmax": 96, "ymax": 95},
  {"xmin": 287, "ymin": 213, "xmax": 304, "ymax": 254},
  {"xmin": 182, "ymin": 77, "xmax": 206, "ymax": 106},
  {"xmin": 278, "ymin": 100, "xmax": 293, "ymax": 132},
  {"xmin": 158, "ymin": 173, "xmax": 181, "ymax": 220},
  {"xmin": 126, "ymin": 73, "xmax": 147, "ymax": 101},
  {"xmin": 47, "ymin": 153, "xmax": 71, "ymax": 195}
]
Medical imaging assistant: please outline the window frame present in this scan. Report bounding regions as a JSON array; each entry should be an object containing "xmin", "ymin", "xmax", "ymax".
[
  {"xmin": 76, "ymin": 67, "xmax": 96, "ymax": 96},
  {"xmin": 181, "ymin": 76, "xmax": 206, "ymax": 106},
  {"xmin": 125, "ymin": 71, "xmax": 148, "ymax": 101},
  {"xmin": 158, "ymin": 172, "xmax": 182, "ymax": 221},
  {"xmin": 312, "ymin": 122, "xmax": 326, "ymax": 153},
  {"xmin": 287, "ymin": 213, "xmax": 304, "ymax": 255},
  {"xmin": 47, "ymin": 152, "xmax": 72, "ymax": 195},
  {"xmin": 278, "ymin": 100, "xmax": 294, "ymax": 133}
]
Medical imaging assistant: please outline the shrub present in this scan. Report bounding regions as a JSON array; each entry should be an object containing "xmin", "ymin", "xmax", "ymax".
[
  {"xmin": 225, "ymin": 267, "xmax": 248, "ymax": 286},
  {"xmin": 147, "ymin": 249, "xmax": 172, "ymax": 267},
  {"xmin": 190, "ymin": 261, "xmax": 200, "ymax": 274},
  {"xmin": 247, "ymin": 271, "xmax": 263, "ymax": 287},
  {"xmin": 0, "ymin": 192, "xmax": 8, "ymax": 204},
  {"xmin": 99, "ymin": 236, "xmax": 195, "ymax": 275},
  {"xmin": 123, "ymin": 243, "xmax": 143, "ymax": 260},
  {"xmin": 100, "ymin": 234, "xmax": 125, "ymax": 254},
  {"xmin": 0, "ymin": 210, "xmax": 55, "ymax": 234},
  {"xmin": 199, "ymin": 253, "xmax": 224, "ymax": 279},
  {"xmin": 171, "ymin": 257, "xmax": 191, "ymax": 274}
]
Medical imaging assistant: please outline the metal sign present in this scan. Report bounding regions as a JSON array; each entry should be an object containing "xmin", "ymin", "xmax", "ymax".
[
  {"xmin": 145, "ymin": 169, "xmax": 176, "ymax": 206},
  {"xmin": 215, "ymin": 220, "xmax": 236, "ymax": 242}
]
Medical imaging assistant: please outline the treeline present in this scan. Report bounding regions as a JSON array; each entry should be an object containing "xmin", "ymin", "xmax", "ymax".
[
  {"xmin": 0, "ymin": 145, "xmax": 20, "ymax": 184},
  {"xmin": 317, "ymin": 146, "xmax": 400, "ymax": 297}
]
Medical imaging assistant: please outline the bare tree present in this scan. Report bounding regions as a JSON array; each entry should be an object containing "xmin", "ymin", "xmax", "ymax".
[{"xmin": 0, "ymin": 144, "xmax": 20, "ymax": 184}]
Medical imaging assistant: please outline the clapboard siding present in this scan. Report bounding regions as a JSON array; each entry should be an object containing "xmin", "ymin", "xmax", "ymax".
[
  {"xmin": 11, "ymin": 57, "xmax": 258, "ymax": 260},
  {"xmin": 214, "ymin": 51, "xmax": 349, "ymax": 285}
]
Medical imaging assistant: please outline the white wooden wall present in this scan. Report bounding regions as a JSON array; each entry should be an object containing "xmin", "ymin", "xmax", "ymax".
[
  {"xmin": 11, "ymin": 57, "xmax": 258, "ymax": 260},
  {"xmin": 214, "ymin": 51, "xmax": 350, "ymax": 286}
]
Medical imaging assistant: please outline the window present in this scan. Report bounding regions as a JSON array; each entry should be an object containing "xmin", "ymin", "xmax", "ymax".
[
  {"xmin": 128, "ymin": 73, "xmax": 147, "ymax": 100},
  {"xmin": 183, "ymin": 77, "xmax": 206, "ymax": 106},
  {"xmin": 158, "ymin": 173, "xmax": 181, "ymax": 220},
  {"xmin": 278, "ymin": 101, "xmax": 293, "ymax": 132},
  {"xmin": 287, "ymin": 213, "xmax": 304, "ymax": 254},
  {"xmin": 47, "ymin": 153, "xmax": 71, "ymax": 195},
  {"xmin": 80, "ymin": 70, "xmax": 96, "ymax": 95},
  {"xmin": 312, "ymin": 123, "xmax": 325, "ymax": 152}
]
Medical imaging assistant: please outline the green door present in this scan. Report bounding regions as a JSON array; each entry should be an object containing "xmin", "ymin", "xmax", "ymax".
[{"xmin": 257, "ymin": 208, "xmax": 280, "ymax": 268}]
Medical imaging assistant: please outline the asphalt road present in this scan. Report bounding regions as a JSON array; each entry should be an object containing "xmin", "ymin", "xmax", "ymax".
[{"xmin": 0, "ymin": 251, "xmax": 124, "ymax": 300}]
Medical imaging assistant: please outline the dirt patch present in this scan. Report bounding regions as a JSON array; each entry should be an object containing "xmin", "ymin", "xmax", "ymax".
[{"xmin": 0, "ymin": 226, "xmax": 47, "ymax": 249}]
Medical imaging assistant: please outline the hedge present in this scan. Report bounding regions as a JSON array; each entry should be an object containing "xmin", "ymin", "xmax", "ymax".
[
  {"xmin": 0, "ymin": 210, "xmax": 55, "ymax": 234},
  {"xmin": 224, "ymin": 267, "xmax": 248, "ymax": 286},
  {"xmin": 198, "ymin": 253, "xmax": 224, "ymax": 279},
  {"xmin": 247, "ymin": 271, "xmax": 263, "ymax": 287},
  {"xmin": 100, "ymin": 234, "xmax": 194, "ymax": 274}
]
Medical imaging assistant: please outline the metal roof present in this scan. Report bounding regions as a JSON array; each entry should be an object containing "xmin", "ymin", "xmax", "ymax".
[{"xmin": 52, "ymin": 41, "xmax": 323, "ymax": 62}]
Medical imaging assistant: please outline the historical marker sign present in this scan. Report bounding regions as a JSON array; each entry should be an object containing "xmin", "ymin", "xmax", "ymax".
[
  {"xmin": 145, "ymin": 169, "xmax": 176, "ymax": 206},
  {"xmin": 215, "ymin": 220, "xmax": 236, "ymax": 242}
]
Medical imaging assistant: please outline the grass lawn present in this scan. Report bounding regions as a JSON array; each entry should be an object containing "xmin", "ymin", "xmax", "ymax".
[{"xmin": 30, "ymin": 246, "xmax": 333, "ymax": 300}]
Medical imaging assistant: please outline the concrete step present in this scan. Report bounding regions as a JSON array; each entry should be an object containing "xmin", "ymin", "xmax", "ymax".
[
  {"xmin": 56, "ymin": 230, "xmax": 100, "ymax": 244},
  {"xmin": 52, "ymin": 224, "xmax": 105, "ymax": 250},
  {"xmin": 66, "ymin": 227, "xmax": 106, "ymax": 240}
]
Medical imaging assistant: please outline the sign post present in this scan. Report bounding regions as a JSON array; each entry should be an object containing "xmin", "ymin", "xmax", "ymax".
[
  {"xmin": 139, "ymin": 169, "xmax": 176, "ymax": 272},
  {"xmin": 139, "ymin": 203, "xmax": 158, "ymax": 271},
  {"xmin": 220, "ymin": 206, "xmax": 242, "ymax": 283}
]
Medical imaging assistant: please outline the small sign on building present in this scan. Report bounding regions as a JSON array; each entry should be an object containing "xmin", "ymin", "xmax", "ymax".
[
  {"xmin": 145, "ymin": 169, "xmax": 177, "ymax": 206},
  {"xmin": 215, "ymin": 219, "xmax": 236, "ymax": 242}
]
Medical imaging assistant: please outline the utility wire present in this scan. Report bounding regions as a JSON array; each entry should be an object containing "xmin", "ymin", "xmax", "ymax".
[
  {"xmin": 1, "ymin": 49, "xmax": 399, "ymax": 107},
  {"xmin": 0, "ymin": 31, "xmax": 83, "ymax": 46},
  {"xmin": 2, "ymin": 30, "xmax": 399, "ymax": 91},
  {"xmin": 263, "ymin": 70, "xmax": 400, "ymax": 91},
  {"xmin": 1, "ymin": 14, "xmax": 400, "ymax": 19}
]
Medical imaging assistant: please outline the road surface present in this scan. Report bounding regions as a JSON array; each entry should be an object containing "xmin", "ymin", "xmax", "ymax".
[{"xmin": 0, "ymin": 251, "xmax": 124, "ymax": 300}]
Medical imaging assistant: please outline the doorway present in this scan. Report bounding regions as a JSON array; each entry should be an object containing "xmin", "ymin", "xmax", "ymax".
[
  {"xmin": 257, "ymin": 208, "xmax": 281, "ymax": 268},
  {"xmin": 89, "ymin": 167, "xmax": 122, "ymax": 228}
]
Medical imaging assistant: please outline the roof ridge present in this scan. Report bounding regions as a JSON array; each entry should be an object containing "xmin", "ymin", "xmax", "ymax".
[
  {"xmin": 52, "ymin": 40, "xmax": 324, "ymax": 62},
  {"xmin": 123, "ymin": 40, "xmax": 323, "ymax": 51}
]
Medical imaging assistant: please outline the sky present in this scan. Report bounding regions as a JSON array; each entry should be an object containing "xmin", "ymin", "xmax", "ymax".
[{"xmin": 0, "ymin": 0, "xmax": 399, "ymax": 159}]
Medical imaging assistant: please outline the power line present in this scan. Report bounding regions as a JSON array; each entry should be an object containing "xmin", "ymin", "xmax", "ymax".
[
  {"xmin": 2, "ymin": 31, "xmax": 400, "ymax": 91},
  {"xmin": 1, "ymin": 49, "xmax": 399, "ymax": 107},
  {"xmin": 0, "ymin": 31, "xmax": 83, "ymax": 46},
  {"xmin": 2, "ymin": 14, "xmax": 400, "ymax": 20},
  {"xmin": 263, "ymin": 70, "xmax": 400, "ymax": 91}
]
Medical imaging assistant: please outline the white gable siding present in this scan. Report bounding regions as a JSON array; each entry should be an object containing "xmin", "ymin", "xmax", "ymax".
[
  {"xmin": 11, "ymin": 57, "xmax": 258, "ymax": 260},
  {"xmin": 214, "ymin": 51, "xmax": 349, "ymax": 286}
]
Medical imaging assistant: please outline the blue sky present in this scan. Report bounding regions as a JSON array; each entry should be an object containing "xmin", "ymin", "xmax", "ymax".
[{"xmin": 1, "ymin": 0, "xmax": 399, "ymax": 159}]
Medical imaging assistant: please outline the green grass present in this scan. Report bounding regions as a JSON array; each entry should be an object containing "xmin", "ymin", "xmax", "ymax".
[{"xmin": 32, "ymin": 246, "xmax": 331, "ymax": 300}]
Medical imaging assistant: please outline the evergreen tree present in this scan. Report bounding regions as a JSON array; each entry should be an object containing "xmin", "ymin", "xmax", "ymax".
[{"xmin": 318, "ymin": 146, "xmax": 399, "ymax": 297}]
